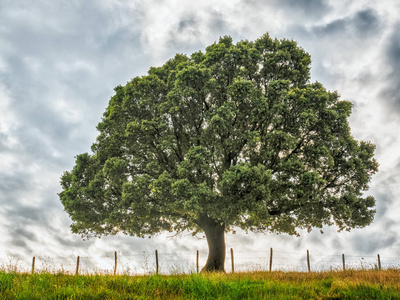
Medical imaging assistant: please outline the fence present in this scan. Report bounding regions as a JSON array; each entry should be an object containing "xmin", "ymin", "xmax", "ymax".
[{"xmin": 2, "ymin": 248, "xmax": 400, "ymax": 275}]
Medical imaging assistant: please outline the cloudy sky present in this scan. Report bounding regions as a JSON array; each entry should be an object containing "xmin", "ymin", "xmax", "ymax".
[{"xmin": 1, "ymin": 0, "xmax": 400, "ymax": 271}]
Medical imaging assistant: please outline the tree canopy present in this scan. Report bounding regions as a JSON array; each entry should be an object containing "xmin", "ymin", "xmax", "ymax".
[{"xmin": 59, "ymin": 33, "xmax": 378, "ymax": 271}]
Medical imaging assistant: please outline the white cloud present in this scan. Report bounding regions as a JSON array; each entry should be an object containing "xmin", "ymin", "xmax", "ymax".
[{"xmin": 0, "ymin": 85, "xmax": 19, "ymax": 147}]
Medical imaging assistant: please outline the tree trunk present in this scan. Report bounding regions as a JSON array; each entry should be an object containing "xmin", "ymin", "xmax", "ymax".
[{"xmin": 198, "ymin": 215, "xmax": 226, "ymax": 272}]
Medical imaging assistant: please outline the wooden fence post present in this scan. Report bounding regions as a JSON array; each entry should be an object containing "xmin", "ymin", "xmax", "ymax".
[
  {"xmin": 230, "ymin": 248, "xmax": 234, "ymax": 273},
  {"xmin": 269, "ymin": 248, "xmax": 273, "ymax": 272},
  {"xmin": 196, "ymin": 250, "xmax": 199, "ymax": 274},
  {"xmin": 155, "ymin": 250, "xmax": 159, "ymax": 275},
  {"xmin": 377, "ymin": 254, "xmax": 381, "ymax": 270},
  {"xmin": 76, "ymin": 256, "xmax": 80, "ymax": 275},
  {"xmin": 342, "ymin": 254, "xmax": 346, "ymax": 271},
  {"xmin": 114, "ymin": 251, "xmax": 118, "ymax": 275},
  {"xmin": 307, "ymin": 250, "xmax": 310, "ymax": 272},
  {"xmin": 31, "ymin": 257, "xmax": 35, "ymax": 274}
]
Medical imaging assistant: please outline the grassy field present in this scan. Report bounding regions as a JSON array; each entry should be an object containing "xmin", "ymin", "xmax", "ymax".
[{"xmin": 1, "ymin": 269, "xmax": 400, "ymax": 299}]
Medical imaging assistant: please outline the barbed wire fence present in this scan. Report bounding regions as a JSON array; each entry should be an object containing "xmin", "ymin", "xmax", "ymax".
[{"xmin": 1, "ymin": 248, "xmax": 399, "ymax": 275}]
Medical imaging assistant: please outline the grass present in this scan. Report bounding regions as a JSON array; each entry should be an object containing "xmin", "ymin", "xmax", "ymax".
[{"xmin": 1, "ymin": 269, "xmax": 400, "ymax": 299}]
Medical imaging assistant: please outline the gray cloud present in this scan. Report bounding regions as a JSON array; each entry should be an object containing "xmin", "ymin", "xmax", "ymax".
[
  {"xmin": 0, "ymin": 173, "xmax": 29, "ymax": 196},
  {"xmin": 380, "ymin": 23, "xmax": 400, "ymax": 110},
  {"xmin": 274, "ymin": 0, "xmax": 330, "ymax": 20},
  {"xmin": 208, "ymin": 10, "xmax": 230, "ymax": 35},
  {"xmin": 311, "ymin": 8, "xmax": 381, "ymax": 38},
  {"xmin": 10, "ymin": 227, "xmax": 38, "ymax": 243},
  {"xmin": 242, "ymin": 0, "xmax": 330, "ymax": 22},
  {"xmin": 0, "ymin": 0, "xmax": 149, "ymax": 175},
  {"xmin": 374, "ymin": 191, "xmax": 392, "ymax": 220},
  {"xmin": 54, "ymin": 234, "xmax": 94, "ymax": 249},
  {"xmin": 5, "ymin": 205, "xmax": 46, "ymax": 223},
  {"xmin": 177, "ymin": 18, "xmax": 199, "ymax": 35},
  {"xmin": 387, "ymin": 25, "xmax": 400, "ymax": 65},
  {"xmin": 351, "ymin": 231, "xmax": 398, "ymax": 255},
  {"xmin": 166, "ymin": 16, "xmax": 202, "ymax": 51},
  {"xmin": 6, "ymin": 222, "xmax": 39, "ymax": 253},
  {"xmin": 0, "ymin": 1, "xmax": 133, "ymax": 256},
  {"xmin": 165, "ymin": 10, "xmax": 232, "ymax": 57}
]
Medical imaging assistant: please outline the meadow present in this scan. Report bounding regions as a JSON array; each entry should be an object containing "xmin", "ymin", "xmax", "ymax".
[{"xmin": 1, "ymin": 269, "xmax": 400, "ymax": 299}]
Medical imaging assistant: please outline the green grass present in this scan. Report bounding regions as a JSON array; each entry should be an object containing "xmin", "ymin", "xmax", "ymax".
[{"xmin": 1, "ymin": 269, "xmax": 400, "ymax": 299}]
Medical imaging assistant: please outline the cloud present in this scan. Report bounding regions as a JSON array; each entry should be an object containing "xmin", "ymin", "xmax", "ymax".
[
  {"xmin": 312, "ymin": 8, "xmax": 381, "ymax": 38},
  {"xmin": 238, "ymin": 0, "xmax": 330, "ymax": 24},
  {"xmin": 351, "ymin": 230, "xmax": 398, "ymax": 255},
  {"xmin": 380, "ymin": 22, "xmax": 400, "ymax": 111},
  {"xmin": 279, "ymin": 8, "xmax": 384, "ymax": 95},
  {"xmin": 0, "ymin": 84, "xmax": 19, "ymax": 151},
  {"xmin": 137, "ymin": 2, "xmax": 238, "ymax": 63},
  {"xmin": 164, "ymin": 11, "xmax": 232, "ymax": 55},
  {"xmin": 272, "ymin": 0, "xmax": 331, "ymax": 21},
  {"xmin": 0, "ymin": 0, "xmax": 151, "ymax": 166},
  {"xmin": 0, "ymin": 0, "xmax": 399, "ymax": 268},
  {"xmin": 0, "ymin": 0, "xmax": 151, "ymax": 255},
  {"xmin": 166, "ymin": 16, "xmax": 203, "ymax": 51}
]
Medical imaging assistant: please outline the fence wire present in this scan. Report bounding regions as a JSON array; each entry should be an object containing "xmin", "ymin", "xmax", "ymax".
[{"xmin": 1, "ymin": 249, "xmax": 399, "ymax": 275}]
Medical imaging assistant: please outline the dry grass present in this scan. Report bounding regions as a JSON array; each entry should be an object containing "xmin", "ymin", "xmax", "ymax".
[{"xmin": 232, "ymin": 268, "xmax": 400, "ymax": 284}]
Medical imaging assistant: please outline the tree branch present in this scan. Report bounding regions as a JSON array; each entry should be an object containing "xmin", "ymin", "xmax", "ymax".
[{"xmin": 284, "ymin": 126, "xmax": 316, "ymax": 162}]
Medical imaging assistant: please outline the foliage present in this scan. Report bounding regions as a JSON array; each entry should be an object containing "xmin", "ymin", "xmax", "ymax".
[
  {"xmin": 59, "ymin": 33, "xmax": 378, "ymax": 240},
  {"xmin": 1, "ymin": 270, "xmax": 400, "ymax": 299}
]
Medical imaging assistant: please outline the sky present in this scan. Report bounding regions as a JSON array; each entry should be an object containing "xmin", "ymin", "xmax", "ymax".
[{"xmin": 1, "ymin": 0, "xmax": 400, "ymax": 272}]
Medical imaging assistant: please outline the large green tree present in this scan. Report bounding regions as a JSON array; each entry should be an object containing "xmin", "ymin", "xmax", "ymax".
[{"xmin": 60, "ymin": 34, "xmax": 378, "ymax": 272}]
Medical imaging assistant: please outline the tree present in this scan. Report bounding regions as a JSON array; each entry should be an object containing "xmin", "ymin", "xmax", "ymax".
[{"xmin": 59, "ymin": 33, "xmax": 378, "ymax": 272}]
